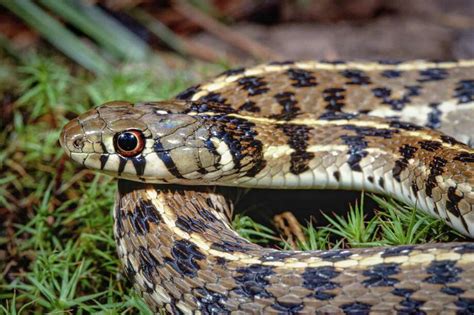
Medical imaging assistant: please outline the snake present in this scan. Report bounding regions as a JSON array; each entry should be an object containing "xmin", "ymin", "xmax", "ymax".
[{"xmin": 59, "ymin": 60, "xmax": 474, "ymax": 314}]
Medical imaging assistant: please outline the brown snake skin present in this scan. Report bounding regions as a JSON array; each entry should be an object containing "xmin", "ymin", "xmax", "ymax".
[{"xmin": 60, "ymin": 60, "xmax": 474, "ymax": 314}]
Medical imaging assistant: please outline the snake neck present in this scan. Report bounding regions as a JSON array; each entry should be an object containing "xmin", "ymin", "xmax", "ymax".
[{"xmin": 113, "ymin": 180, "xmax": 474, "ymax": 314}]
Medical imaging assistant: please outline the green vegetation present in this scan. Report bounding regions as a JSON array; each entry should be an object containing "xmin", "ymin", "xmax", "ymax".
[
  {"xmin": 236, "ymin": 194, "xmax": 463, "ymax": 251},
  {"xmin": 0, "ymin": 53, "xmax": 464, "ymax": 313},
  {"xmin": 0, "ymin": 54, "xmax": 202, "ymax": 313}
]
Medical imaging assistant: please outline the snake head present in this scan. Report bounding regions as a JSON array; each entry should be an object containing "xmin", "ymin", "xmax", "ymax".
[{"xmin": 60, "ymin": 101, "xmax": 264, "ymax": 184}]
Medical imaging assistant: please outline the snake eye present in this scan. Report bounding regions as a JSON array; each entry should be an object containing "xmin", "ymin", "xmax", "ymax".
[{"xmin": 115, "ymin": 130, "xmax": 144, "ymax": 157}]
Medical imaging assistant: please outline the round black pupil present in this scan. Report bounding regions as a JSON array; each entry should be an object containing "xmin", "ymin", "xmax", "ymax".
[{"xmin": 117, "ymin": 132, "xmax": 138, "ymax": 151}]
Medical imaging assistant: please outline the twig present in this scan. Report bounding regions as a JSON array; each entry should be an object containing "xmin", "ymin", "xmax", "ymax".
[
  {"xmin": 173, "ymin": 0, "xmax": 281, "ymax": 60},
  {"xmin": 131, "ymin": 9, "xmax": 233, "ymax": 62}
]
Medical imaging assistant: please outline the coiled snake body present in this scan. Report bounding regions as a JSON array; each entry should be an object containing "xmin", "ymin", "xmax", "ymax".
[{"xmin": 60, "ymin": 61, "xmax": 474, "ymax": 314}]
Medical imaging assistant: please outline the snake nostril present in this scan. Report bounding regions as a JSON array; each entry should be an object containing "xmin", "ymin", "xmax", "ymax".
[{"xmin": 73, "ymin": 136, "xmax": 85, "ymax": 150}]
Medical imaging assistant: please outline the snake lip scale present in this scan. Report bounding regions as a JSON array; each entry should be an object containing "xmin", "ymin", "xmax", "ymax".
[{"xmin": 61, "ymin": 60, "xmax": 474, "ymax": 314}]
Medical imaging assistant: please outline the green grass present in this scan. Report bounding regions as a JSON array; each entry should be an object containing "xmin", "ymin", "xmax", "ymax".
[
  {"xmin": 0, "ymin": 52, "xmax": 465, "ymax": 313},
  {"xmin": 0, "ymin": 53, "xmax": 204, "ymax": 314},
  {"xmin": 234, "ymin": 193, "xmax": 463, "ymax": 252}
]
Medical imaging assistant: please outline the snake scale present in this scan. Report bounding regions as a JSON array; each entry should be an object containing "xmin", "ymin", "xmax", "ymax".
[{"xmin": 60, "ymin": 60, "xmax": 474, "ymax": 314}]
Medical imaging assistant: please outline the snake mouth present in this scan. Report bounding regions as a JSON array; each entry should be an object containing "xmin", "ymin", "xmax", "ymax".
[{"xmin": 60, "ymin": 120, "xmax": 76, "ymax": 157}]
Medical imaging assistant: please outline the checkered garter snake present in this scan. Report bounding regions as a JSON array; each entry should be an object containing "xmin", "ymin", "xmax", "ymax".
[{"xmin": 60, "ymin": 60, "xmax": 474, "ymax": 314}]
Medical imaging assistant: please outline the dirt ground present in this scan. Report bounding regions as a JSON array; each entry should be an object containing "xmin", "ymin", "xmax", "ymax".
[{"xmin": 194, "ymin": 0, "xmax": 474, "ymax": 61}]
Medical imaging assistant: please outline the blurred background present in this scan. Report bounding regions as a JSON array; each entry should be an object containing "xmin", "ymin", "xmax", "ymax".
[
  {"xmin": 1, "ymin": 0, "xmax": 474, "ymax": 70},
  {"xmin": 1, "ymin": 1, "xmax": 473, "ymax": 313}
]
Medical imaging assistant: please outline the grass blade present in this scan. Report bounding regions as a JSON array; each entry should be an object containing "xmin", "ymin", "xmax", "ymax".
[
  {"xmin": 69, "ymin": 0, "xmax": 150, "ymax": 61},
  {"xmin": 40, "ymin": 0, "xmax": 150, "ymax": 61},
  {"xmin": 0, "ymin": 0, "xmax": 110, "ymax": 74}
]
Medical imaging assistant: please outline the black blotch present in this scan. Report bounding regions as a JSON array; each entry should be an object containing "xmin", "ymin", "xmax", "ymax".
[
  {"xmin": 198, "ymin": 207, "xmax": 218, "ymax": 223},
  {"xmin": 446, "ymin": 187, "xmax": 469, "ymax": 231},
  {"xmin": 261, "ymin": 251, "xmax": 294, "ymax": 262},
  {"xmin": 286, "ymin": 68, "xmax": 317, "ymax": 87},
  {"xmin": 320, "ymin": 60, "xmax": 346, "ymax": 64},
  {"xmin": 323, "ymin": 87, "xmax": 346, "ymax": 111},
  {"xmin": 446, "ymin": 187, "xmax": 463, "ymax": 218},
  {"xmin": 425, "ymin": 260, "xmax": 461, "ymax": 284},
  {"xmin": 371, "ymin": 85, "xmax": 421, "ymax": 111},
  {"xmin": 129, "ymin": 199, "xmax": 162, "ymax": 235},
  {"xmin": 367, "ymin": 176, "xmax": 374, "ymax": 183},
  {"xmin": 219, "ymin": 67, "xmax": 245, "ymax": 77},
  {"xmin": 340, "ymin": 69, "xmax": 371, "ymax": 85},
  {"xmin": 454, "ymin": 152, "xmax": 474, "ymax": 163},
  {"xmin": 425, "ymin": 156, "xmax": 447, "ymax": 197},
  {"xmin": 343, "ymin": 125, "xmax": 398, "ymax": 138},
  {"xmin": 391, "ymin": 288, "xmax": 425, "ymax": 313},
  {"xmin": 238, "ymin": 101, "xmax": 260, "ymax": 113},
  {"xmin": 454, "ymin": 79, "xmax": 474, "ymax": 104},
  {"xmin": 154, "ymin": 140, "xmax": 183, "ymax": 179},
  {"xmin": 419, "ymin": 140, "xmax": 442, "ymax": 152},
  {"xmin": 399, "ymin": 300, "xmax": 425, "ymax": 314},
  {"xmin": 204, "ymin": 138, "xmax": 218, "ymax": 157},
  {"xmin": 238, "ymin": 75, "xmax": 269, "ymax": 96},
  {"xmin": 277, "ymin": 124, "xmax": 315, "ymax": 174},
  {"xmin": 333, "ymin": 171, "xmax": 340, "ymax": 181},
  {"xmin": 208, "ymin": 114, "xmax": 266, "ymax": 177},
  {"xmin": 123, "ymin": 257, "xmax": 137, "ymax": 282},
  {"xmin": 340, "ymin": 135, "xmax": 368, "ymax": 172},
  {"xmin": 175, "ymin": 84, "xmax": 200, "ymax": 100},
  {"xmin": 381, "ymin": 70, "xmax": 402, "ymax": 78},
  {"xmin": 320, "ymin": 250, "xmax": 352, "ymax": 262},
  {"xmin": 342, "ymin": 124, "xmax": 399, "ymax": 162},
  {"xmin": 118, "ymin": 156, "xmax": 127, "ymax": 176},
  {"xmin": 233, "ymin": 264, "xmax": 274, "ymax": 298},
  {"xmin": 176, "ymin": 216, "xmax": 212, "ymax": 234},
  {"xmin": 165, "ymin": 239, "xmax": 205, "ymax": 277},
  {"xmin": 455, "ymin": 298, "xmax": 474, "ymax": 314},
  {"xmin": 302, "ymin": 266, "xmax": 340, "ymax": 300},
  {"xmin": 441, "ymin": 286, "xmax": 465, "ymax": 296},
  {"xmin": 131, "ymin": 155, "xmax": 146, "ymax": 177},
  {"xmin": 99, "ymin": 155, "xmax": 109, "ymax": 170},
  {"xmin": 210, "ymin": 239, "xmax": 253, "ymax": 253},
  {"xmin": 426, "ymin": 102, "xmax": 443, "ymax": 129},
  {"xmin": 215, "ymin": 257, "xmax": 227, "ymax": 265},
  {"xmin": 392, "ymin": 288, "xmax": 414, "ymax": 297},
  {"xmin": 194, "ymin": 287, "xmax": 230, "ymax": 314},
  {"xmin": 185, "ymin": 101, "xmax": 235, "ymax": 114},
  {"xmin": 269, "ymin": 60, "xmax": 295, "ymax": 65},
  {"xmin": 411, "ymin": 179, "xmax": 419, "ymax": 195},
  {"xmin": 389, "ymin": 120, "xmax": 423, "ymax": 131},
  {"xmin": 340, "ymin": 302, "xmax": 371, "ymax": 314},
  {"xmin": 381, "ymin": 245, "xmax": 415, "ymax": 257},
  {"xmin": 271, "ymin": 91, "xmax": 300, "ymax": 120},
  {"xmin": 271, "ymin": 302, "xmax": 304, "ymax": 313},
  {"xmin": 138, "ymin": 246, "xmax": 159, "ymax": 282},
  {"xmin": 392, "ymin": 144, "xmax": 417, "ymax": 182},
  {"xmin": 362, "ymin": 263, "xmax": 400, "ymax": 287},
  {"xmin": 455, "ymin": 243, "xmax": 474, "ymax": 254},
  {"xmin": 169, "ymin": 298, "xmax": 184, "ymax": 315},
  {"xmin": 440, "ymin": 135, "xmax": 465, "ymax": 146},
  {"xmin": 378, "ymin": 60, "xmax": 402, "ymax": 65},
  {"xmin": 418, "ymin": 68, "xmax": 448, "ymax": 82},
  {"xmin": 205, "ymin": 197, "xmax": 214, "ymax": 208},
  {"xmin": 318, "ymin": 111, "xmax": 358, "ymax": 121},
  {"xmin": 200, "ymin": 92, "xmax": 227, "ymax": 104},
  {"xmin": 378, "ymin": 177, "xmax": 385, "ymax": 188}
]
